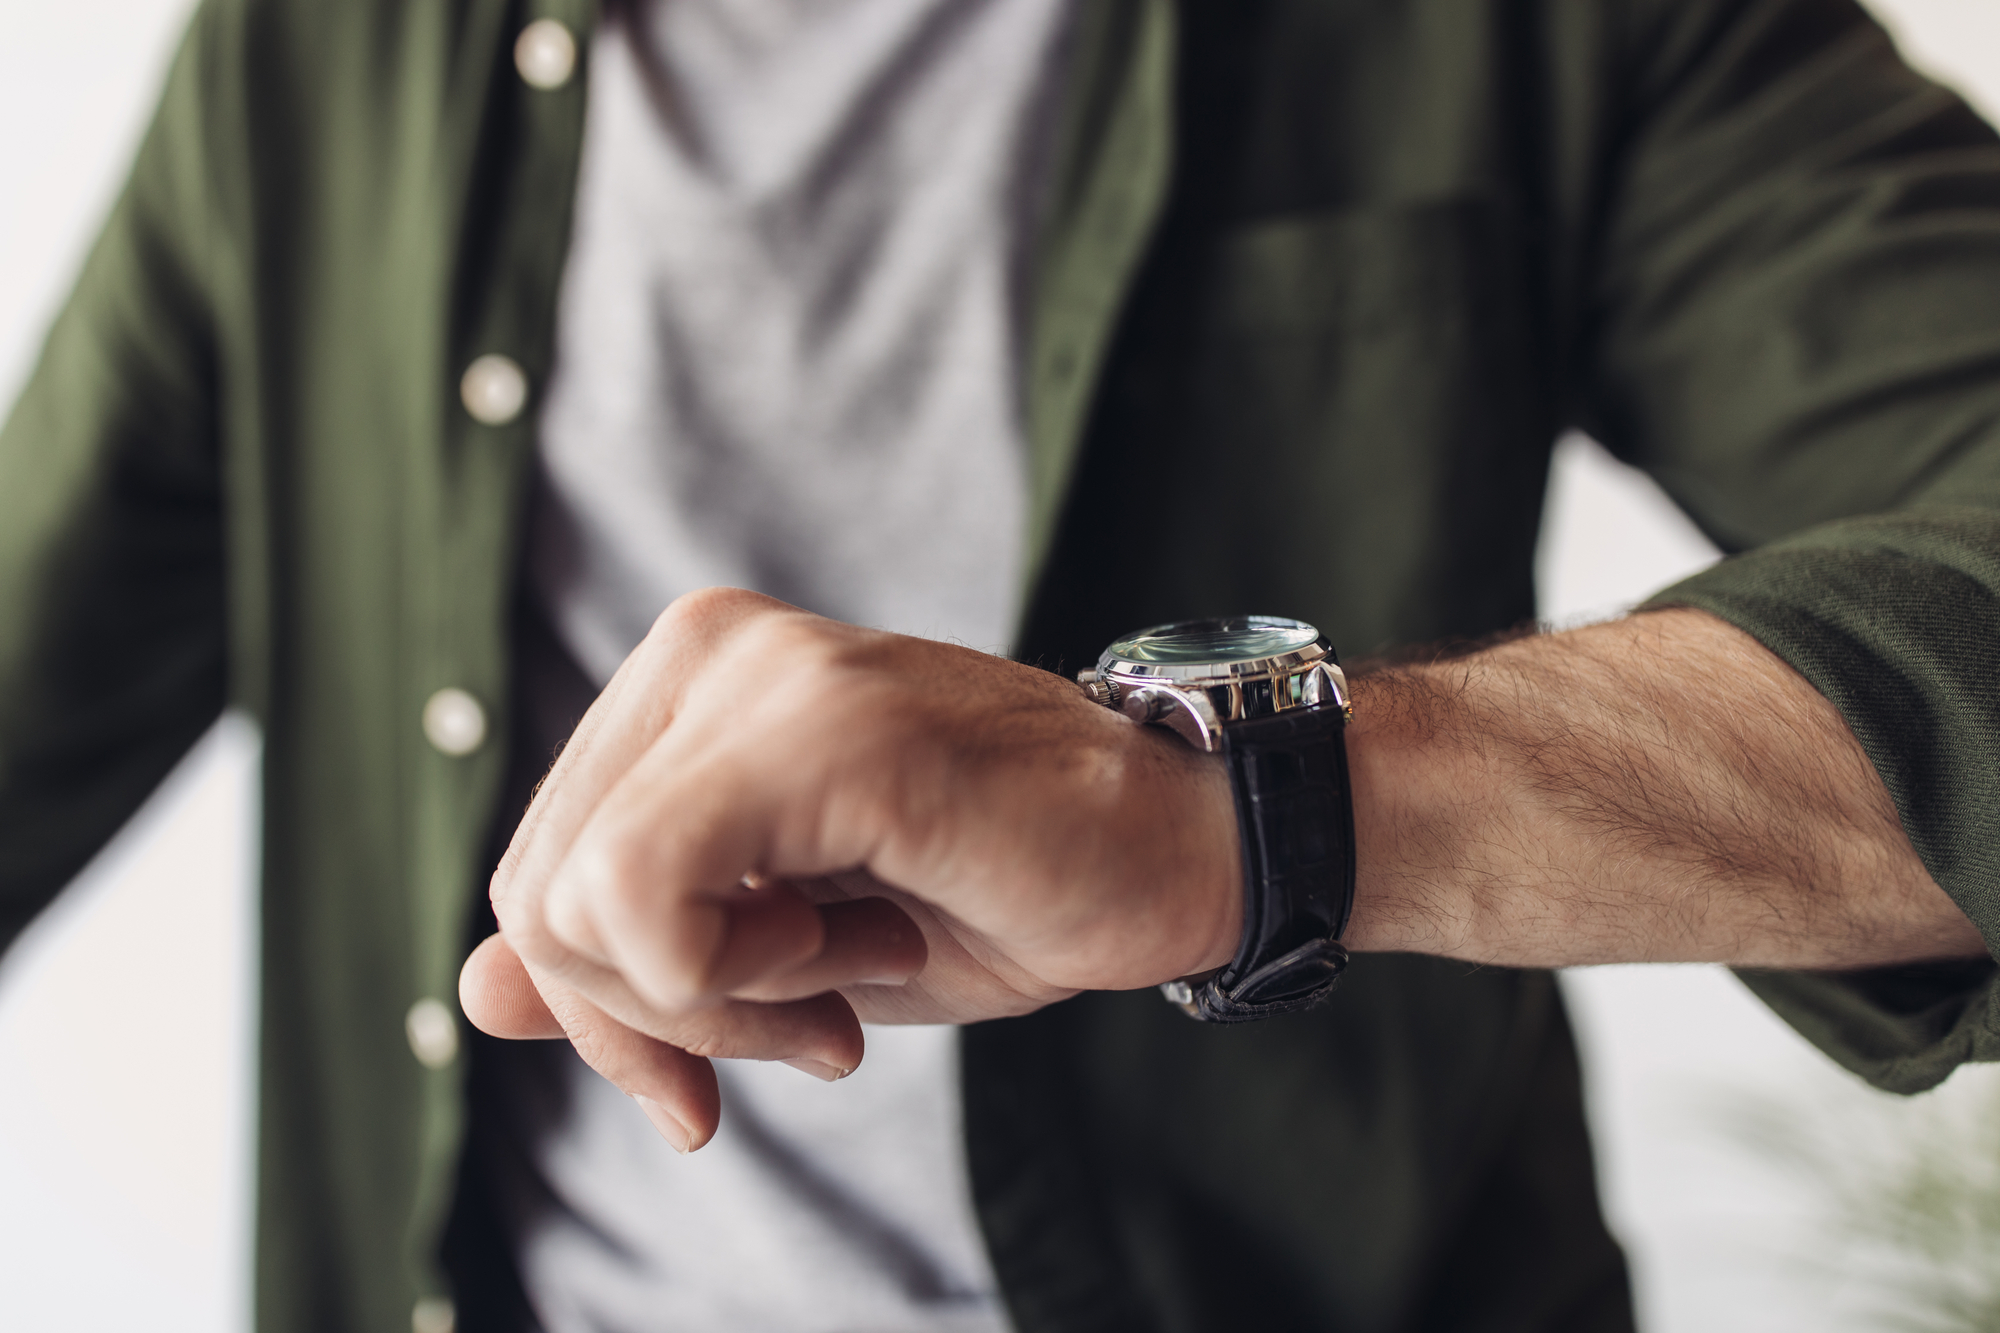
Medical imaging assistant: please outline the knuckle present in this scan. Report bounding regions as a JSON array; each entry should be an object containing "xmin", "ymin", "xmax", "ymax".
[
  {"xmin": 650, "ymin": 586, "xmax": 766, "ymax": 644},
  {"xmin": 732, "ymin": 615, "xmax": 834, "ymax": 674},
  {"xmin": 486, "ymin": 854, "xmax": 516, "ymax": 903},
  {"xmin": 577, "ymin": 833, "xmax": 659, "ymax": 919},
  {"xmin": 498, "ymin": 910, "xmax": 564, "ymax": 969}
]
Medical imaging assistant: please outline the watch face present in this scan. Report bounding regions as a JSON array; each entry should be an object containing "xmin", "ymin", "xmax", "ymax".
[{"xmin": 1104, "ymin": 616, "xmax": 1321, "ymax": 668}]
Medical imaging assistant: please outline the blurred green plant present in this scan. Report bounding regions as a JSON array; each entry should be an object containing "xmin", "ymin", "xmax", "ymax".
[{"xmin": 1723, "ymin": 1066, "xmax": 2000, "ymax": 1333}]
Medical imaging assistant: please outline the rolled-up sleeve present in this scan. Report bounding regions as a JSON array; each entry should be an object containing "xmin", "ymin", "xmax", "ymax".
[{"xmin": 1581, "ymin": 0, "xmax": 2000, "ymax": 1089}]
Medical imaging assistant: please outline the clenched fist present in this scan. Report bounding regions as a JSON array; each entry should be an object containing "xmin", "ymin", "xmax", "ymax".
[{"xmin": 459, "ymin": 587, "xmax": 1242, "ymax": 1150}]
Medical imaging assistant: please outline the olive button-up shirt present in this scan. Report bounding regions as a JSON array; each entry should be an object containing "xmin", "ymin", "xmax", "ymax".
[{"xmin": 5, "ymin": 1, "xmax": 2000, "ymax": 1331}]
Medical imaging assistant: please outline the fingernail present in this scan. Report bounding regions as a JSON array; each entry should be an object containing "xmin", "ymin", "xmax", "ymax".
[
  {"xmin": 858, "ymin": 966, "xmax": 920, "ymax": 986},
  {"xmin": 633, "ymin": 1095, "xmax": 694, "ymax": 1153},
  {"xmin": 782, "ymin": 1058, "xmax": 851, "ymax": 1082}
]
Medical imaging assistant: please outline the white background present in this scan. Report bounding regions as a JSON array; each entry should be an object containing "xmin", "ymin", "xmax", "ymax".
[{"xmin": 2, "ymin": 2, "xmax": 1998, "ymax": 1329}]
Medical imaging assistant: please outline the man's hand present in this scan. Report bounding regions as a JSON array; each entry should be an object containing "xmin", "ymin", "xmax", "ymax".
[{"xmin": 459, "ymin": 587, "xmax": 1241, "ymax": 1150}]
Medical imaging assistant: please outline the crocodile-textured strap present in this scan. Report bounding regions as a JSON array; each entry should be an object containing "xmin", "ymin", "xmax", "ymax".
[{"xmin": 1173, "ymin": 702, "xmax": 1355, "ymax": 1023}]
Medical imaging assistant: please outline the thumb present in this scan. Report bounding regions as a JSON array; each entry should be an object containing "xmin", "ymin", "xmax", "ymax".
[{"xmin": 460, "ymin": 932, "xmax": 567, "ymax": 1039}]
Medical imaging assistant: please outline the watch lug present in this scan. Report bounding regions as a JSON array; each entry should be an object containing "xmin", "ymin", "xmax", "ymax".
[
  {"xmin": 1304, "ymin": 662, "xmax": 1352, "ymax": 717},
  {"xmin": 1121, "ymin": 686, "xmax": 1222, "ymax": 752}
]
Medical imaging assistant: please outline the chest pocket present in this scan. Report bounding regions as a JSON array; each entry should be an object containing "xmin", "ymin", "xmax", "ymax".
[
  {"xmin": 1021, "ymin": 198, "xmax": 1555, "ymax": 667},
  {"xmin": 1173, "ymin": 198, "xmax": 1554, "ymax": 649}
]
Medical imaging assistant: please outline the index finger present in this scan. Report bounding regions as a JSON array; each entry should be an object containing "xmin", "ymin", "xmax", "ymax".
[{"xmin": 491, "ymin": 589, "xmax": 811, "ymax": 962}]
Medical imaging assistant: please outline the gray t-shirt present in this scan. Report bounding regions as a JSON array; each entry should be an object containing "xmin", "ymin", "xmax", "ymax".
[
  {"xmin": 533, "ymin": 0, "xmax": 1063, "ymax": 677},
  {"xmin": 508, "ymin": 0, "xmax": 1073, "ymax": 1328}
]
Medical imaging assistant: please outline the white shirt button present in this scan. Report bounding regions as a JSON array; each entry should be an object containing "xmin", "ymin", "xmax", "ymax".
[
  {"xmin": 459, "ymin": 353, "xmax": 528, "ymax": 426},
  {"xmin": 514, "ymin": 18, "xmax": 577, "ymax": 90},
  {"xmin": 411, "ymin": 1295, "xmax": 456, "ymax": 1333},
  {"xmin": 422, "ymin": 687, "xmax": 487, "ymax": 757},
  {"xmin": 405, "ymin": 998, "xmax": 460, "ymax": 1071}
]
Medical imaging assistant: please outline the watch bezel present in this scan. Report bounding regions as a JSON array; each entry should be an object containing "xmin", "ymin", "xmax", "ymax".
[{"xmin": 1095, "ymin": 615, "xmax": 1332, "ymax": 688}]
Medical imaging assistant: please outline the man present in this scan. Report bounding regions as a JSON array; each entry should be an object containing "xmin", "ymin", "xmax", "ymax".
[{"xmin": 3, "ymin": 1, "xmax": 1998, "ymax": 1332}]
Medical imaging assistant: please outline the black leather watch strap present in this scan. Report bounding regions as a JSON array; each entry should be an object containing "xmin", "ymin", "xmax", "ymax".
[{"xmin": 1176, "ymin": 703, "xmax": 1355, "ymax": 1023}]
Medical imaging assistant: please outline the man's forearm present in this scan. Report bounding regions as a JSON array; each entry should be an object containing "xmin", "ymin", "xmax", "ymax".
[{"xmin": 1341, "ymin": 608, "xmax": 1987, "ymax": 970}]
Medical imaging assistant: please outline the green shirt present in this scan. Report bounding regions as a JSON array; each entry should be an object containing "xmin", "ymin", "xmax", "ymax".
[{"xmin": 4, "ymin": 1, "xmax": 1999, "ymax": 1330}]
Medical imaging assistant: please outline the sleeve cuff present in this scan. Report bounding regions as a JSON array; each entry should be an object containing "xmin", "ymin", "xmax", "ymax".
[
  {"xmin": 1641, "ymin": 505, "xmax": 2000, "ymax": 1090},
  {"xmin": 1734, "ymin": 960, "xmax": 2000, "ymax": 1094}
]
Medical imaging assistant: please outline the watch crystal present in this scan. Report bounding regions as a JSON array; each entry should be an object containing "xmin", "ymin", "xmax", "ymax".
[{"xmin": 1105, "ymin": 616, "xmax": 1320, "ymax": 666}]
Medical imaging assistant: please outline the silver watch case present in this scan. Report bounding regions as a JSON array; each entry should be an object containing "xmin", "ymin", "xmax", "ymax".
[{"xmin": 1078, "ymin": 616, "xmax": 1351, "ymax": 753}]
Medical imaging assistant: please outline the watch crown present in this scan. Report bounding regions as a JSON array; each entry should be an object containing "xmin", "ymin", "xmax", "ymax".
[{"xmin": 1076, "ymin": 669, "xmax": 1120, "ymax": 709}]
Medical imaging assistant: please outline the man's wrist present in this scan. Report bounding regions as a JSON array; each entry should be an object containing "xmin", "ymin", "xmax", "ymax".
[
  {"xmin": 1176, "ymin": 740, "xmax": 1245, "ymax": 978},
  {"xmin": 1335, "ymin": 662, "xmax": 1494, "ymax": 959},
  {"xmin": 1102, "ymin": 715, "xmax": 1242, "ymax": 980}
]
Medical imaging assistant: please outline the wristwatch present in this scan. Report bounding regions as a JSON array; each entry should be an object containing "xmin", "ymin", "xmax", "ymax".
[{"xmin": 1079, "ymin": 615, "xmax": 1356, "ymax": 1023}]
